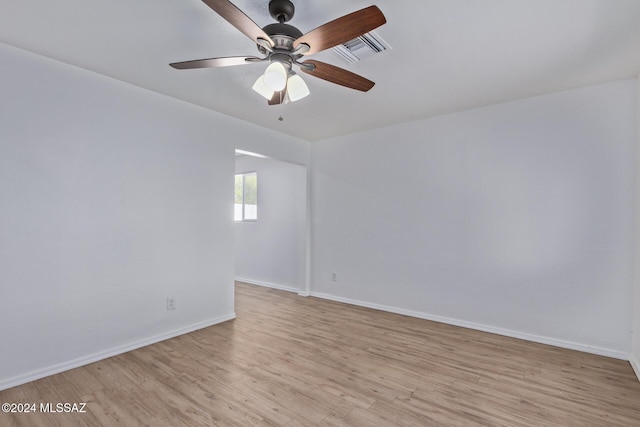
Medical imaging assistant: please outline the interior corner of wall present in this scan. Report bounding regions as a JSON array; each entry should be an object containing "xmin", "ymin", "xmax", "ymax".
[{"xmin": 630, "ymin": 352, "xmax": 640, "ymax": 382}]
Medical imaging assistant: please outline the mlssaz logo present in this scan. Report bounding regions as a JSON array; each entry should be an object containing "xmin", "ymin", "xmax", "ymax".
[{"xmin": 40, "ymin": 402, "xmax": 87, "ymax": 413}]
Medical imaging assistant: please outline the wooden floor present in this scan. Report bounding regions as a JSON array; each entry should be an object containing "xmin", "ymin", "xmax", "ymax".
[{"xmin": 2, "ymin": 282, "xmax": 640, "ymax": 426}]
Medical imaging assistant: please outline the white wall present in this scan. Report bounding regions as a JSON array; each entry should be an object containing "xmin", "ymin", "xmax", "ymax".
[
  {"xmin": 312, "ymin": 80, "xmax": 636, "ymax": 358},
  {"xmin": 0, "ymin": 42, "xmax": 309, "ymax": 390},
  {"xmin": 632, "ymin": 76, "xmax": 640, "ymax": 379},
  {"xmin": 235, "ymin": 156, "xmax": 307, "ymax": 293}
]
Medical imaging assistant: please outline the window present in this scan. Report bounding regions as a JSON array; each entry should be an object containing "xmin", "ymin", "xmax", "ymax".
[{"xmin": 235, "ymin": 172, "xmax": 257, "ymax": 221}]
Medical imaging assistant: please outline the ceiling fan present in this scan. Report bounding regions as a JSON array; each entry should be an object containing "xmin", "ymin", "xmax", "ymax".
[{"xmin": 170, "ymin": 0, "xmax": 387, "ymax": 105}]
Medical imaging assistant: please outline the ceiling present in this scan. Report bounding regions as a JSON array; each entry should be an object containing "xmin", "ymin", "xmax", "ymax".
[{"xmin": 2, "ymin": 0, "xmax": 640, "ymax": 141}]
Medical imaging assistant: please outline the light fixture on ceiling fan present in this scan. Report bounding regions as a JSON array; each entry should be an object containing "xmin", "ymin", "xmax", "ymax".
[
  {"xmin": 170, "ymin": 0, "xmax": 386, "ymax": 105},
  {"xmin": 252, "ymin": 66, "xmax": 310, "ymax": 104},
  {"xmin": 251, "ymin": 52, "xmax": 310, "ymax": 104}
]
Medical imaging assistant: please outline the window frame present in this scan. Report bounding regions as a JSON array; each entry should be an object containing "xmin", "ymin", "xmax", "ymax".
[{"xmin": 235, "ymin": 171, "xmax": 257, "ymax": 222}]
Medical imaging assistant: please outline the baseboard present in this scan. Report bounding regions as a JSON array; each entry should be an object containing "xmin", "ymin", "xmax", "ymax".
[
  {"xmin": 235, "ymin": 277, "xmax": 301, "ymax": 294},
  {"xmin": 310, "ymin": 292, "xmax": 629, "ymax": 360},
  {"xmin": 0, "ymin": 313, "xmax": 236, "ymax": 392},
  {"xmin": 630, "ymin": 354, "xmax": 640, "ymax": 382}
]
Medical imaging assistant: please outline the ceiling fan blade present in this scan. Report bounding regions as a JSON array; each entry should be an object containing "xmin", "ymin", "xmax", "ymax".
[
  {"xmin": 268, "ymin": 89, "xmax": 287, "ymax": 105},
  {"xmin": 293, "ymin": 6, "xmax": 386, "ymax": 55},
  {"xmin": 301, "ymin": 60, "xmax": 375, "ymax": 92},
  {"xmin": 170, "ymin": 56, "xmax": 262, "ymax": 69},
  {"xmin": 201, "ymin": 0, "xmax": 274, "ymax": 48}
]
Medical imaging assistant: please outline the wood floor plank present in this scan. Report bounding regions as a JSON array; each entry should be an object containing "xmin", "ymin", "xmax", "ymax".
[{"xmin": 1, "ymin": 282, "xmax": 639, "ymax": 426}]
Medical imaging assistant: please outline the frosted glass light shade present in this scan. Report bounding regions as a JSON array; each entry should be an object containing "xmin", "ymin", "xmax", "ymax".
[
  {"xmin": 286, "ymin": 74, "xmax": 310, "ymax": 102},
  {"xmin": 263, "ymin": 62, "xmax": 288, "ymax": 91},
  {"xmin": 252, "ymin": 76, "xmax": 274, "ymax": 100}
]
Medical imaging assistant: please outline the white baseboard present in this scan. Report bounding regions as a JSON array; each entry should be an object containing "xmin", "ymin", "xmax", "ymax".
[
  {"xmin": 0, "ymin": 313, "xmax": 236, "ymax": 392},
  {"xmin": 310, "ymin": 292, "xmax": 629, "ymax": 360},
  {"xmin": 235, "ymin": 277, "xmax": 301, "ymax": 294},
  {"xmin": 630, "ymin": 354, "xmax": 640, "ymax": 382}
]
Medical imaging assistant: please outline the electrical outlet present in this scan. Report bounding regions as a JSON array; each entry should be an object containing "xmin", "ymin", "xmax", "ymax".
[
  {"xmin": 167, "ymin": 297, "xmax": 176, "ymax": 311},
  {"xmin": 331, "ymin": 271, "xmax": 337, "ymax": 282}
]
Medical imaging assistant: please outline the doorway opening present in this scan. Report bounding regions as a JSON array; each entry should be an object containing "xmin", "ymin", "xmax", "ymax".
[{"xmin": 234, "ymin": 149, "xmax": 309, "ymax": 295}]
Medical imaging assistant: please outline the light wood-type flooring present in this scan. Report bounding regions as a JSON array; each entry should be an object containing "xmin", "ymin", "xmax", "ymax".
[{"xmin": 2, "ymin": 282, "xmax": 640, "ymax": 426}]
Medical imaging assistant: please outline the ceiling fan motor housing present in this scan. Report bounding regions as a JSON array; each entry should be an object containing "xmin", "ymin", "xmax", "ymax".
[{"xmin": 259, "ymin": 22, "xmax": 303, "ymax": 54}]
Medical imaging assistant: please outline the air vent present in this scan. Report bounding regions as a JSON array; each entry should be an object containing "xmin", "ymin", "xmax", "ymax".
[{"xmin": 331, "ymin": 30, "xmax": 391, "ymax": 64}]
